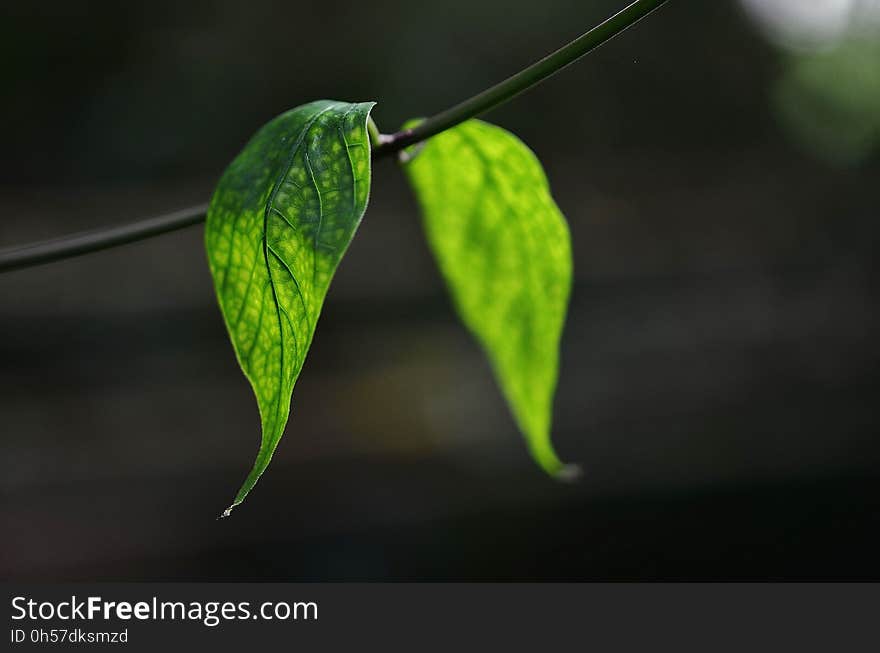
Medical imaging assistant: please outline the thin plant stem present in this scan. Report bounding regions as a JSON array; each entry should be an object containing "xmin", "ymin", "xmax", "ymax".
[
  {"xmin": 0, "ymin": 0, "xmax": 668, "ymax": 273},
  {"xmin": 0, "ymin": 204, "xmax": 209, "ymax": 273},
  {"xmin": 372, "ymin": 0, "xmax": 668, "ymax": 156}
]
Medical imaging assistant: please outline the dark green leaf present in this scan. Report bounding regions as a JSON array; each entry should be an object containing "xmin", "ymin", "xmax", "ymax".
[
  {"xmin": 205, "ymin": 100, "xmax": 375, "ymax": 514},
  {"xmin": 403, "ymin": 119, "xmax": 576, "ymax": 478}
]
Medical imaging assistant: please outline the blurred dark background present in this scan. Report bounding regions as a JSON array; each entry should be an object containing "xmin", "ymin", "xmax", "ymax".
[{"xmin": 1, "ymin": 0, "xmax": 879, "ymax": 580}]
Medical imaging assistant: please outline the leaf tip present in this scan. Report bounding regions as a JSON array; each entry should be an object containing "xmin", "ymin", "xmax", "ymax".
[
  {"xmin": 532, "ymin": 439, "xmax": 579, "ymax": 483},
  {"xmin": 553, "ymin": 462, "xmax": 582, "ymax": 483}
]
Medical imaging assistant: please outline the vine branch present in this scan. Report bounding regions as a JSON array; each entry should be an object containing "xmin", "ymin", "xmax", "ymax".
[
  {"xmin": 0, "ymin": 204, "xmax": 209, "ymax": 273},
  {"xmin": 0, "ymin": 0, "xmax": 667, "ymax": 273},
  {"xmin": 372, "ymin": 0, "xmax": 667, "ymax": 155}
]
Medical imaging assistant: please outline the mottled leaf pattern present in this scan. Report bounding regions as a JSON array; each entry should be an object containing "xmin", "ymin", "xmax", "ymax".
[
  {"xmin": 403, "ymin": 119, "xmax": 576, "ymax": 478},
  {"xmin": 206, "ymin": 100, "xmax": 375, "ymax": 514}
]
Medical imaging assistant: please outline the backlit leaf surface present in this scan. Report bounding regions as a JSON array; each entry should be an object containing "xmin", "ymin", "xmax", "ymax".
[
  {"xmin": 206, "ymin": 100, "xmax": 375, "ymax": 514},
  {"xmin": 403, "ymin": 119, "xmax": 576, "ymax": 478}
]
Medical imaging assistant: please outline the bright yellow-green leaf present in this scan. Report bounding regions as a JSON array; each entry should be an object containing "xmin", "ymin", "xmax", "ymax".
[
  {"xmin": 205, "ymin": 100, "xmax": 375, "ymax": 514},
  {"xmin": 402, "ymin": 119, "xmax": 576, "ymax": 478}
]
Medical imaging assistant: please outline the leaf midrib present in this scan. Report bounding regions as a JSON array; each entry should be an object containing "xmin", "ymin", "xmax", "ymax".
[{"xmin": 259, "ymin": 103, "xmax": 335, "ymax": 455}]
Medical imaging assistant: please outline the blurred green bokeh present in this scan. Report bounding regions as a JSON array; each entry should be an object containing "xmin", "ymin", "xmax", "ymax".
[
  {"xmin": 775, "ymin": 37, "xmax": 880, "ymax": 165},
  {"xmin": 742, "ymin": 0, "xmax": 880, "ymax": 165}
]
